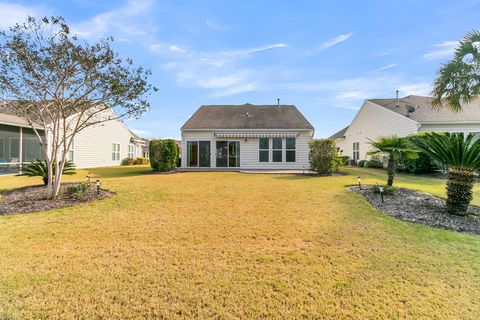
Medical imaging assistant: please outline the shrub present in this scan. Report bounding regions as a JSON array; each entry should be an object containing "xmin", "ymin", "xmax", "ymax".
[
  {"xmin": 150, "ymin": 139, "xmax": 179, "ymax": 172},
  {"xmin": 340, "ymin": 156, "xmax": 350, "ymax": 165},
  {"xmin": 397, "ymin": 151, "xmax": 434, "ymax": 174},
  {"xmin": 133, "ymin": 157, "xmax": 150, "ymax": 165},
  {"xmin": 357, "ymin": 160, "xmax": 367, "ymax": 167},
  {"xmin": 19, "ymin": 160, "xmax": 76, "ymax": 185},
  {"xmin": 371, "ymin": 184, "xmax": 394, "ymax": 195},
  {"xmin": 121, "ymin": 158, "xmax": 135, "ymax": 165},
  {"xmin": 67, "ymin": 183, "xmax": 90, "ymax": 201},
  {"xmin": 365, "ymin": 159, "xmax": 383, "ymax": 168},
  {"xmin": 348, "ymin": 159, "xmax": 357, "ymax": 166},
  {"xmin": 309, "ymin": 139, "xmax": 341, "ymax": 175}
]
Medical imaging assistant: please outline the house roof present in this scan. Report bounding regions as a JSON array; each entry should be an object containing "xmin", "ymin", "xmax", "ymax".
[
  {"xmin": 328, "ymin": 126, "xmax": 349, "ymax": 139},
  {"xmin": 181, "ymin": 104, "xmax": 314, "ymax": 130},
  {"xmin": 369, "ymin": 95, "xmax": 480, "ymax": 123},
  {"xmin": 0, "ymin": 104, "xmax": 42, "ymax": 128}
]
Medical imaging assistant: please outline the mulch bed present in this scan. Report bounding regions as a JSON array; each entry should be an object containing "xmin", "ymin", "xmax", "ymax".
[
  {"xmin": 349, "ymin": 185, "xmax": 480, "ymax": 235},
  {"xmin": 0, "ymin": 183, "xmax": 113, "ymax": 215}
]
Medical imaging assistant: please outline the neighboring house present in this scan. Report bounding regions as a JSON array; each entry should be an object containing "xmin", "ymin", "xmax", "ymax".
[
  {"xmin": 330, "ymin": 95, "xmax": 480, "ymax": 161},
  {"xmin": 0, "ymin": 105, "xmax": 146, "ymax": 174},
  {"xmin": 180, "ymin": 103, "xmax": 314, "ymax": 170}
]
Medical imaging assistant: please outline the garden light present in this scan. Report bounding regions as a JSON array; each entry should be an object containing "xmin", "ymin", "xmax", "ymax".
[
  {"xmin": 357, "ymin": 176, "xmax": 362, "ymax": 190},
  {"xmin": 96, "ymin": 179, "xmax": 100, "ymax": 195},
  {"xmin": 379, "ymin": 186, "xmax": 384, "ymax": 203},
  {"xmin": 86, "ymin": 173, "xmax": 91, "ymax": 185}
]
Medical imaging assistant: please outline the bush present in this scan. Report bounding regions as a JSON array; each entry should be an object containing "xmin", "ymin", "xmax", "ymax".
[
  {"xmin": 397, "ymin": 151, "xmax": 434, "ymax": 174},
  {"xmin": 150, "ymin": 139, "xmax": 179, "ymax": 172},
  {"xmin": 121, "ymin": 158, "xmax": 135, "ymax": 165},
  {"xmin": 133, "ymin": 157, "xmax": 150, "ymax": 165},
  {"xmin": 18, "ymin": 159, "xmax": 76, "ymax": 185},
  {"xmin": 348, "ymin": 159, "xmax": 357, "ymax": 166},
  {"xmin": 309, "ymin": 139, "xmax": 341, "ymax": 175},
  {"xmin": 365, "ymin": 159, "xmax": 383, "ymax": 168},
  {"xmin": 67, "ymin": 183, "xmax": 90, "ymax": 201},
  {"xmin": 371, "ymin": 184, "xmax": 394, "ymax": 195},
  {"xmin": 357, "ymin": 160, "xmax": 367, "ymax": 167},
  {"xmin": 340, "ymin": 156, "xmax": 350, "ymax": 165}
]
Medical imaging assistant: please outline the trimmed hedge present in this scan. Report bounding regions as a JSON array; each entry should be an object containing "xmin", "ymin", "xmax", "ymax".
[
  {"xmin": 357, "ymin": 160, "xmax": 367, "ymax": 167},
  {"xmin": 149, "ymin": 139, "xmax": 179, "ymax": 172},
  {"xmin": 309, "ymin": 139, "xmax": 341, "ymax": 175},
  {"xmin": 365, "ymin": 159, "xmax": 383, "ymax": 168}
]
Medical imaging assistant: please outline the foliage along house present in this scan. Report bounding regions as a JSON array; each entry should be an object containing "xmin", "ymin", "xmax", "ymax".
[
  {"xmin": 330, "ymin": 95, "xmax": 480, "ymax": 162},
  {"xmin": 0, "ymin": 104, "xmax": 146, "ymax": 175},
  {"xmin": 180, "ymin": 103, "xmax": 314, "ymax": 170}
]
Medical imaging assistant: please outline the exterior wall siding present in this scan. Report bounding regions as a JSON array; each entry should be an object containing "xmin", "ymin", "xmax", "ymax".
[
  {"xmin": 73, "ymin": 117, "xmax": 134, "ymax": 168},
  {"xmin": 336, "ymin": 101, "xmax": 419, "ymax": 161},
  {"xmin": 181, "ymin": 130, "xmax": 313, "ymax": 169}
]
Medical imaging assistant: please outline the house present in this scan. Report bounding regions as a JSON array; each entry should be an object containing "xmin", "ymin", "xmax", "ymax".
[
  {"xmin": 330, "ymin": 95, "xmax": 480, "ymax": 162},
  {"xmin": 0, "ymin": 105, "xmax": 147, "ymax": 175},
  {"xmin": 180, "ymin": 103, "xmax": 314, "ymax": 170}
]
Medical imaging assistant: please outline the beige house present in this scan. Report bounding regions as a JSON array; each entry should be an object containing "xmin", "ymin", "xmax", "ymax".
[
  {"xmin": 0, "ymin": 106, "xmax": 146, "ymax": 174},
  {"xmin": 330, "ymin": 95, "xmax": 480, "ymax": 162},
  {"xmin": 180, "ymin": 104, "xmax": 314, "ymax": 170}
]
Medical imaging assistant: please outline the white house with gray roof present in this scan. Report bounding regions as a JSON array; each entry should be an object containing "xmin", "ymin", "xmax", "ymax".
[
  {"xmin": 330, "ymin": 95, "xmax": 480, "ymax": 162},
  {"xmin": 180, "ymin": 103, "xmax": 314, "ymax": 170}
]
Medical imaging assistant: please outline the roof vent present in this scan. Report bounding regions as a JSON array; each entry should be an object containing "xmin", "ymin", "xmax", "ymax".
[{"xmin": 241, "ymin": 112, "xmax": 253, "ymax": 117}]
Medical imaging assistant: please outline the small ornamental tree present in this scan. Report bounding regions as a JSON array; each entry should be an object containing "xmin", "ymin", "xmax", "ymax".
[
  {"xmin": 150, "ymin": 139, "xmax": 179, "ymax": 172},
  {"xmin": 368, "ymin": 136, "xmax": 418, "ymax": 186},
  {"xmin": 309, "ymin": 139, "xmax": 341, "ymax": 175},
  {"xmin": 0, "ymin": 17, "xmax": 156, "ymax": 199},
  {"xmin": 413, "ymin": 132, "xmax": 480, "ymax": 215}
]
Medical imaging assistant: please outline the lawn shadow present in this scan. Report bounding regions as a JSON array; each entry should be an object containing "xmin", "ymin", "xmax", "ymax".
[{"xmin": 274, "ymin": 171, "xmax": 349, "ymax": 180}]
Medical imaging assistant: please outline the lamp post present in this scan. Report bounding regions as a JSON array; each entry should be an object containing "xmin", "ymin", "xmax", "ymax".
[
  {"xmin": 379, "ymin": 186, "xmax": 384, "ymax": 203},
  {"xmin": 86, "ymin": 173, "xmax": 91, "ymax": 185},
  {"xmin": 357, "ymin": 176, "xmax": 362, "ymax": 190},
  {"xmin": 96, "ymin": 180, "xmax": 100, "ymax": 195}
]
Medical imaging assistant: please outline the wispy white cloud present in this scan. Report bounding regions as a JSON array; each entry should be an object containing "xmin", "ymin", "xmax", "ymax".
[
  {"xmin": 129, "ymin": 128, "xmax": 151, "ymax": 136},
  {"xmin": 220, "ymin": 43, "xmax": 287, "ymax": 56},
  {"xmin": 0, "ymin": 2, "xmax": 44, "ymax": 29},
  {"xmin": 423, "ymin": 41, "xmax": 458, "ymax": 60},
  {"xmin": 307, "ymin": 32, "xmax": 353, "ymax": 55},
  {"xmin": 71, "ymin": 0, "xmax": 155, "ymax": 40},
  {"xmin": 205, "ymin": 19, "xmax": 227, "ymax": 30},
  {"xmin": 374, "ymin": 63, "xmax": 397, "ymax": 71}
]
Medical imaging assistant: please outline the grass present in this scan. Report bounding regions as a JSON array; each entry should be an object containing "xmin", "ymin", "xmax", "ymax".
[{"xmin": 0, "ymin": 166, "xmax": 479, "ymax": 319}]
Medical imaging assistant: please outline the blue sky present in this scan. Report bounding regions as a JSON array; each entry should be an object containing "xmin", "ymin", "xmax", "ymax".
[{"xmin": 1, "ymin": 0, "xmax": 479, "ymax": 138}]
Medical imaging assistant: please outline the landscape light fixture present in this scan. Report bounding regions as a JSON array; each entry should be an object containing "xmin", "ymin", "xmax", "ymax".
[
  {"xmin": 379, "ymin": 186, "xmax": 384, "ymax": 203},
  {"xmin": 96, "ymin": 180, "xmax": 100, "ymax": 195},
  {"xmin": 357, "ymin": 177, "xmax": 362, "ymax": 190},
  {"xmin": 86, "ymin": 173, "xmax": 91, "ymax": 185}
]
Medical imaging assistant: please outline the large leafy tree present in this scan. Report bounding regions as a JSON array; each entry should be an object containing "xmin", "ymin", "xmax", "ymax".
[
  {"xmin": 0, "ymin": 17, "xmax": 156, "ymax": 199},
  {"xmin": 368, "ymin": 136, "xmax": 418, "ymax": 186},
  {"xmin": 413, "ymin": 132, "xmax": 480, "ymax": 215},
  {"xmin": 432, "ymin": 30, "xmax": 480, "ymax": 111}
]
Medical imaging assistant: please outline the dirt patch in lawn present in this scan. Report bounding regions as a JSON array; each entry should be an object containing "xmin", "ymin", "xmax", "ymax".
[
  {"xmin": 0, "ymin": 183, "xmax": 113, "ymax": 215},
  {"xmin": 349, "ymin": 185, "xmax": 480, "ymax": 235}
]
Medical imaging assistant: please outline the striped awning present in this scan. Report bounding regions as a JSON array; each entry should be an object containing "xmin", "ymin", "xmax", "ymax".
[{"xmin": 214, "ymin": 132, "xmax": 299, "ymax": 138}]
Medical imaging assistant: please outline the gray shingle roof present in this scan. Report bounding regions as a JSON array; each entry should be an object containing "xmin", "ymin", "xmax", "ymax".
[
  {"xmin": 181, "ymin": 104, "xmax": 314, "ymax": 130},
  {"xmin": 0, "ymin": 104, "xmax": 42, "ymax": 128},
  {"xmin": 329, "ymin": 126, "xmax": 349, "ymax": 139},
  {"xmin": 369, "ymin": 95, "xmax": 480, "ymax": 123}
]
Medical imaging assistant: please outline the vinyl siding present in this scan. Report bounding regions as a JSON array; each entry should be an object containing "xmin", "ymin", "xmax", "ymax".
[
  {"xmin": 181, "ymin": 130, "xmax": 313, "ymax": 169},
  {"xmin": 336, "ymin": 101, "xmax": 419, "ymax": 161},
  {"xmin": 73, "ymin": 116, "xmax": 135, "ymax": 168}
]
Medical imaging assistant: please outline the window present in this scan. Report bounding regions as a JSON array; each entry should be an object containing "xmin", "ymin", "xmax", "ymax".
[
  {"xmin": 259, "ymin": 138, "xmax": 269, "ymax": 162},
  {"xmin": 128, "ymin": 144, "xmax": 134, "ymax": 158},
  {"xmin": 272, "ymin": 138, "xmax": 282, "ymax": 162},
  {"xmin": 112, "ymin": 143, "xmax": 120, "ymax": 161},
  {"xmin": 68, "ymin": 139, "xmax": 74, "ymax": 162},
  {"xmin": 353, "ymin": 142, "xmax": 360, "ymax": 161},
  {"xmin": 286, "ymin": 138, "xmax": 296, "ymax": 162}
]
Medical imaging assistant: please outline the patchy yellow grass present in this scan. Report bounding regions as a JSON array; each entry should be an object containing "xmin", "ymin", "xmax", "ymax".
[{"xmin": 0, "ymin": 166, "xmax": 479, "ymax": 319}]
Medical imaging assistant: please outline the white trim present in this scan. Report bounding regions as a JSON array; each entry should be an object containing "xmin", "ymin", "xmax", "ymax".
[
  {"xmin": 183, "ymin": 128, "xmax": 312, "ymax": 132},
  {"xmin": 215, "ymin": 132, "xmax": 299, "ymax": 138}
]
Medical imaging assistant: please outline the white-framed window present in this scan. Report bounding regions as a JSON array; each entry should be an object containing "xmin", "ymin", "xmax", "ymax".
[
  {"xmin": 272, "ymin": 138, "xmax": 283, "ymax": 162},
  {"xmin": 286, "ymin": 138, "xmax": 296, "ymax": 162},
  {"xmin": 128, "ymin": 144, "xmax": 134, "ymax": 158},
  {"xmin": 112, "ymin": 143, "xmax": 120, "ymax": 161},
  {"xmin": 353, "ymin": 142, "xmax": 360, "ymax": 161},
  {"xmin": 259, "ymin": 138, "xmax": 269, "ymax": 162}
]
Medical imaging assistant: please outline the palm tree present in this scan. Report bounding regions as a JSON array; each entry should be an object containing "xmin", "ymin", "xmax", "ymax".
[
  {"xmin": 432, "ymin": 30, "xmax": 480, "ymax": 111},
  {"xmin": 19, "ymin": 160, "xmax": 76, "ymax": 185},
  {"xmin": 368, "ymin": 136, "xmax": 418, "ymax": 187},
  {"xmin": 413, "ymin": 132, "xmax": 480, "ymax": 215}
]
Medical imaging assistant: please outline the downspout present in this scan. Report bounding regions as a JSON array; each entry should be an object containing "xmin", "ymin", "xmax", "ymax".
[{"xmin": 19, "ymin": 127, "xmax": 23, "ymax": 173}]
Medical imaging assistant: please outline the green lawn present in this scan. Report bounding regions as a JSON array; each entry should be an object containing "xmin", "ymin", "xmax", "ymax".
[{"xmin": 0, "ymin": 166, "xmax": 479, "ymax": 319}]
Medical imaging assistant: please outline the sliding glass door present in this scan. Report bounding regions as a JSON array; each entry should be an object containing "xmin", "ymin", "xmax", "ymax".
[
  {"xmin": 216, "ymin": 141, "xmax": 240, "ymax": 167},
  {"xmin": 187, "ymin": 141, "xmax": 211, "ymax": 167}
]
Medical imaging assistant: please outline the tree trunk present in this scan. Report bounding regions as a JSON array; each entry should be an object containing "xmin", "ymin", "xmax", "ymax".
[
  {"xmin": 52, "ymin": 159, "xmax": 66, "ymax": 199},
  {"xmin": 45, "ymin": 158, "xmax": 55, "ymax": 199},
  {"xmin": 446, "ymin": 168, "xmax": 475, "ymax": 215},
  {"xmin": 386, "ymin": 154, "xmax": 395, "ymax": 187}
]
